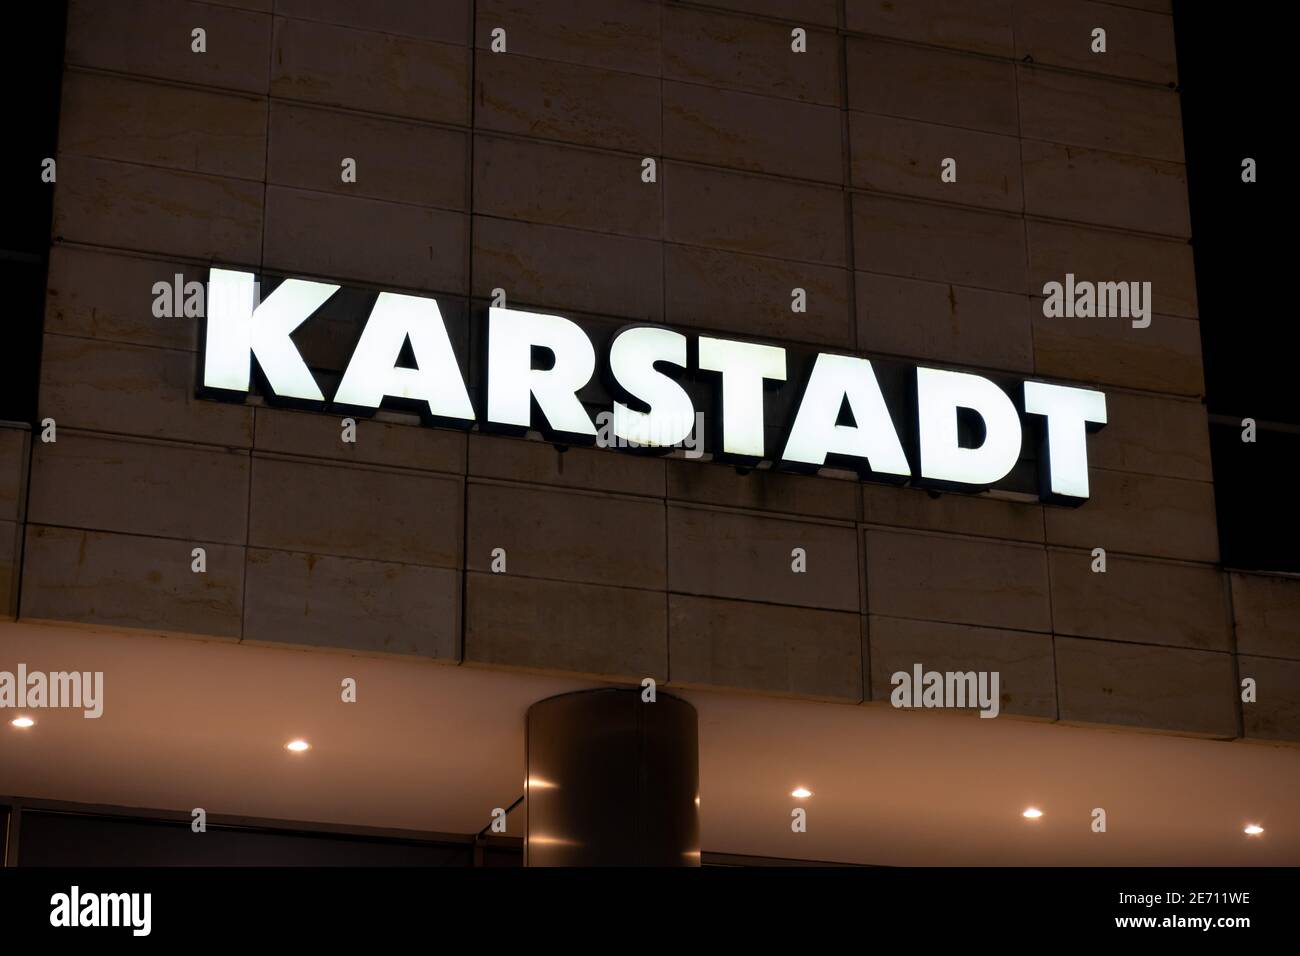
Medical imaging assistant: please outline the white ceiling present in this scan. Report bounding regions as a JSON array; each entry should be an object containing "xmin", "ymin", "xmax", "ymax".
[{"xmin": 2, "ymin": 620, "xmax": 1297, "ymax": 864}]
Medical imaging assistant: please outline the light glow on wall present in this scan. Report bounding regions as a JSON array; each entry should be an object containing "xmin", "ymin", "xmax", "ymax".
[{"xmin": 196, "ymin": 269, "xmax": 1110, "ymax": 503}]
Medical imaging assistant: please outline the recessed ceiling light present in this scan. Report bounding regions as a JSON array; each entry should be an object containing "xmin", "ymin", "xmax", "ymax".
[
  {"xmin": 1244, "ymin": 824, "xmax": 1264, "ymax": 835},
  {"xmin": 1022, "ymin": 808, "xmax": 1043, "ymax": 819},
  {"xmin": 285, "ymin": 739, "xmax": 311, "ymax": 752},
  {"xmin": 791, "ymin": 787, "xmax": 813, "ymax": 799},
  {"xmin": 10, "ymin": 716, "xmax": 34, "ymax": 728}
]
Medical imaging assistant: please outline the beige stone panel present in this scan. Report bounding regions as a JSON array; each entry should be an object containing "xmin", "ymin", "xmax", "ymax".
[
  {"xmin": 691, "ymin": 0, "xmax": 838, "ymax": 26},
  {"xmin": 1049, "ymin": 549, "xmax": 1231, "ymax": 652},
  {"xmin": 1107, "ymin": 0, "xmax": 1172, "ymax": 11},
  {"xmin": 1022, "ymin": 140, "xmax": 1190, "ymax": 239},
  {"xmin": 1026, "ymin": 219, "xmax": 1196, "ymax": 318},
  {"xmin": 1087, "ymin": 391, "xmax": 1212, "ymax": 481},
  {"xmin": 665, "ymin": 245, "xmax": 852, "ymax": 348},
  {"xmin": 850, "ymin": 113, "xmax": 1023, "ymax": 212},
  {"xmin": 856, "ymin": 272, "xmax": 1033, "ymax": 372},
  {"xmin": 52, "ymin": 156, "xmax": 263, "ymax": 266},
  {"xmin": 66, "ymin": 0, "xmax": 271, "ymax": 94},
  {"xmin": 1044, "ymin": 469, "xmax": 1219, "ymax": 563},
  {"xmin": 663, "ymin": 81, "xmax": 843, "ymax": 184},
  {"xmin": 1014, "ymin": 0, "xmax": 1178, "ymax": 85},
  {"xmin": 263, "ymin": 186, "xmax": 466, "ymax": 295},
  {"xmin": 668, "ymin": 505, "xmax": 859, "ymax": 611},
  {"xmin": 0, "ymin": 428, "xmax": 29, "ymax": 522},
  {"xmin": 668, "ymin": 460, "xmax": 858, "ymax": 522},
  {"xmin": 853, "ymin": 194, "xmax": 1026, "ymax": 293},
  {"xmin": 1231, "ymin": 574, "xmax": 1300, "ymax": 661},
  {"xmin": 468, "ymin": 434, "xmax": 664, "ymax": 498},
  {"xmin": 59, "ymin": 71, "xmax": 266, "ymax": 180},
  {"xmin": 862, "ymin": 485, "xmax": 1044, "ymax": 543},
  {"xmin": 845, "ymin": 0, "xmax": 1015, "ymax": 57},
  {"xmin": 1031, "ymin": 306, "xmax": 1204, "ymax": 396},
  {"xmin": 1056, "ymin": 636, "xmax": 1237, "ymax": 737},
  {"xmin": 473, "ymin": 135, "xmax": 661, "ymax": 239},
  {"xmin": 39, "ymin": 334, "xmax": 253, "ymax": 449},
  {"xmin": 467, "ymin": 482, "xmax": 665, "ymax": 588},
  {"xmin": 465, "ymin": 572, "xmax": 666, "ymax": 680},
  {"xmin": 20, "ymin": 524, "xmax": 244, "ymax": 638},
  {"xmin": 868, "ymin": 615, "xmax": 1057, "ymax": 719},
  {"xmin": 271, "ymin": 16, "xmax": 468, "ymax": 124},
  {"xmin": 666, "ymin": 163, "xmax": 846, "ymax": 266},
  {"xmin": 249, "ymin": 455, "xmax": 462, "ymax": 567},
  {"xmin": 866, "ymin": 529, "xmax": 1051, "ymax": 631},
  {"xmin": 27, "ymin": 432, "xmax": 249, "ymax": 545},
  {"xmin": 1018, "ymin": 65, "xmax": 1184, "ymax": 163},
  {"xmin": 1239, "ymin": 656, "xmax": 1300, "ymax": 744},
  {"xmin": 472, "ymin": 216, "xmax": 662, "ymax": 322},
  {"xmin": 255, "ymin": 408, "xmax": 466, "ymax": 475},
  {"xmin": 474, "ymin": 53, "xmax": 660, "ymax": 153},
  {"xmin": 474, "ymin": 0, "xmax": 661, "ymax": 74},
  {"xmin": 669, "ymin": 594, "xmax": 862, "ymax": 701},
  {"xmin": 268, "ymin": 103, "xmax": 467, "ymax": 210},
  {"xmin": 44, "ymin": 246, "xmax": 205, "ymax": 351},
  {"xmin": 243, "ymin": 548, "xmax": 459, "ymax": 659},
  {"xmin": 277, "ymin": 0, "xmax": 470, "ymax": 44},
  {"xmin": 846, "ymin": 37, "xmax": 1018, "ymax": 133},
  {"xmin": 664, "ymin": 6, "xmax": 840, "ymax": 105}
]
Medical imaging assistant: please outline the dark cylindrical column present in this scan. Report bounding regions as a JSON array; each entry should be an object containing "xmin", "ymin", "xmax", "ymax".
[{"xmin": 525, "ymin": 688, "xmax": 699, "ymax": 866}]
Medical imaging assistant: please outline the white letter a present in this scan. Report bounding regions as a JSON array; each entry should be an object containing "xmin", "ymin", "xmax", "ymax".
[{"xmin": 334, "ymin": 292, "xmax": 474, "ymax": 422}]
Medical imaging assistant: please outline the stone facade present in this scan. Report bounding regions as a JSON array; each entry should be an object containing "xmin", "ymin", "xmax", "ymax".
[{"xmin": 4, "ymin": 0, "xmax": 1297, "ymax": 743}]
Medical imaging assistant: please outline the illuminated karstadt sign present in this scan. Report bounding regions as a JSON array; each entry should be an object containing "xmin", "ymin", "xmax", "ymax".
[{"xmin": 198, "ymin": 268, "xmax": 1108, "ymax": 503}]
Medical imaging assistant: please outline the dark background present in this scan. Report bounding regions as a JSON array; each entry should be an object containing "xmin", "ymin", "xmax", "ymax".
[
  {"xmin": 0, "ymin": 3, "xmax": 66, "ymax": 430},
  {"xmin": 1173, "ymin": 1, "xmax": 1290, "ymax": 571}
]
